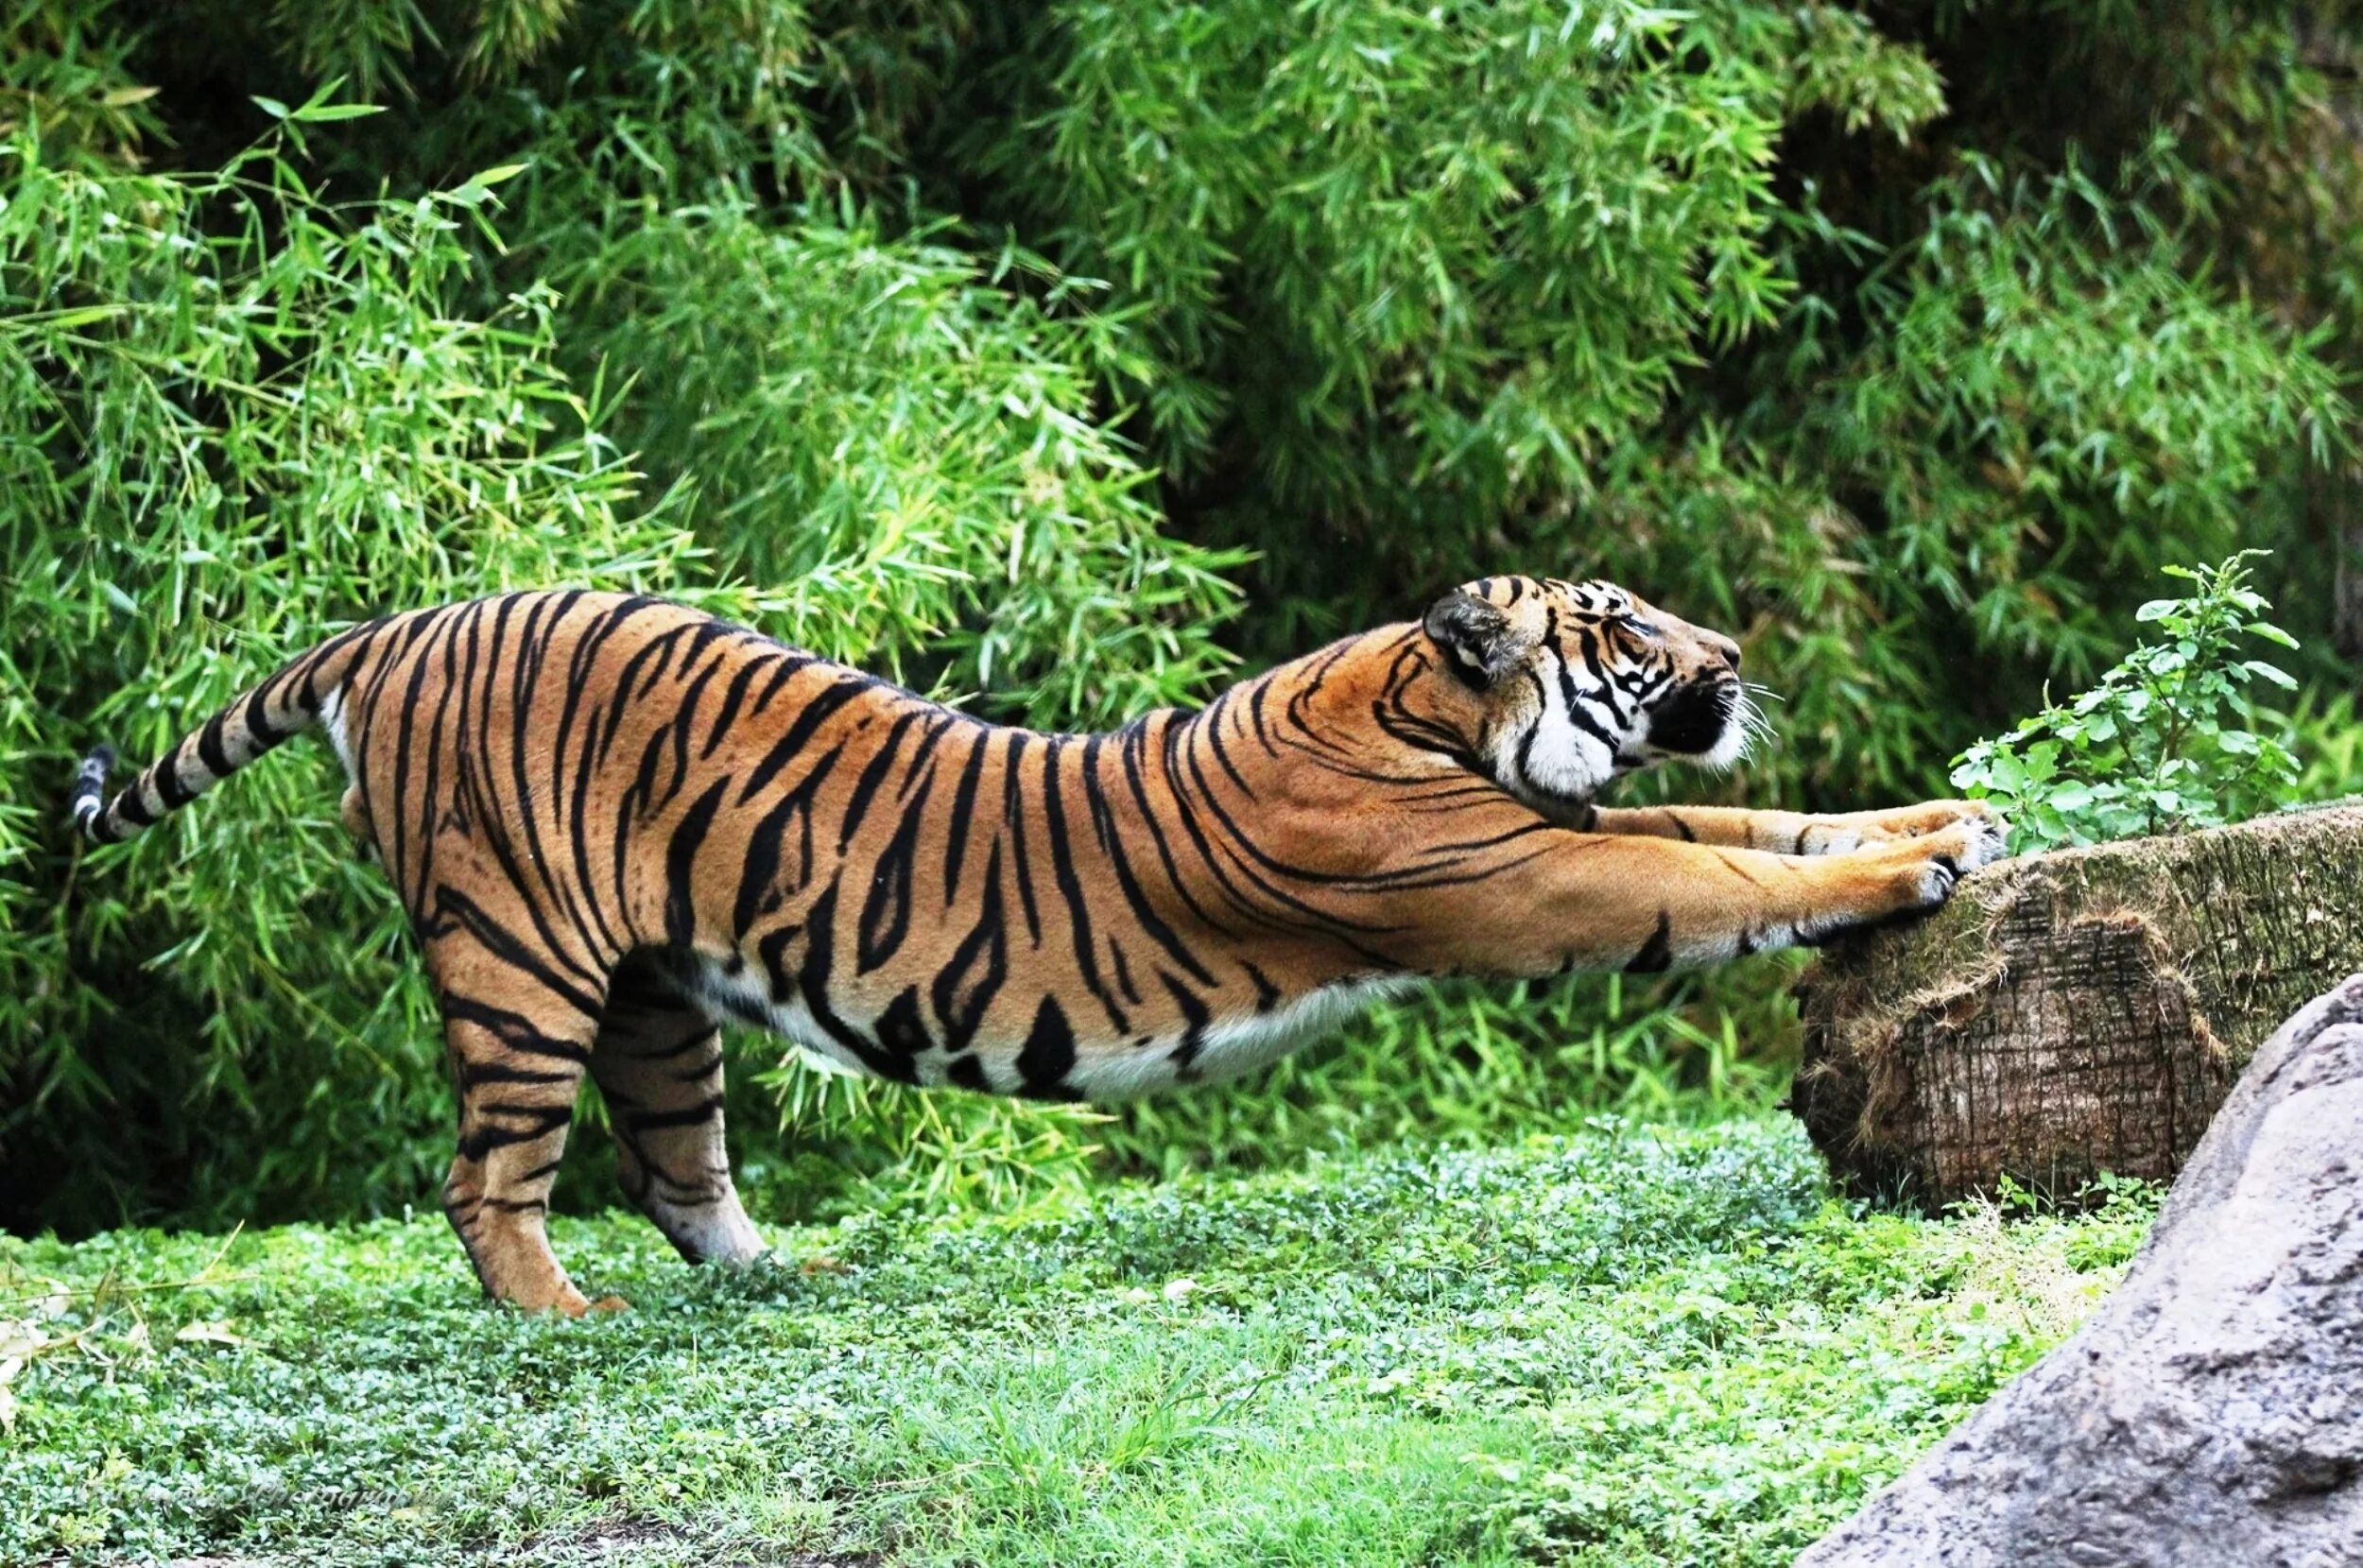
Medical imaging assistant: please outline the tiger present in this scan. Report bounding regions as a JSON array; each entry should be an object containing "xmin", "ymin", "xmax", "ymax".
[{"xmin": 70, "ymin": 577, "xmax": 2004, "ymax": 1314}]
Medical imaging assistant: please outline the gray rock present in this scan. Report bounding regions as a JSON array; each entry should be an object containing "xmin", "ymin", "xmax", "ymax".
[{"xmin": 1796, "ymin": 974, "xmax": 2363, "ymax": 1568}]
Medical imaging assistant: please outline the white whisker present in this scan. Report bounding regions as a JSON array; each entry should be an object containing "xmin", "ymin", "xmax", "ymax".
[{"xmin": 1730, "ymin": 688, "xmax": 1777, "ymax": 762}]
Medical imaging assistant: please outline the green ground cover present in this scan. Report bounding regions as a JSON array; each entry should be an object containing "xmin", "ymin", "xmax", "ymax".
[{"xmin": 2, "ymin": 1119, "xmax": 2155, "ymax": 1568}]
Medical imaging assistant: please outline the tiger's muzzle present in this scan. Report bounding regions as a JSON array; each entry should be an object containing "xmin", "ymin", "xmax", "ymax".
[{"xmin": 1645, "ymin": 676, "xmax": 1743, "ymax": 762}]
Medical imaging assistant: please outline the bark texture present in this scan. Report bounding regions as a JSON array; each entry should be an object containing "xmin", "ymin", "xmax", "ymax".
[
  {"xmin": 1794, "ymin": 973, "xmax": 2363, "ymax": 1568},
  {"xmin": 1791, "ymin": 803, "xmax": 2363, "ymax": 1206}
]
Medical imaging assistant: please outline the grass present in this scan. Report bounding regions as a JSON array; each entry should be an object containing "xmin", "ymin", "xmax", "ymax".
[{"xmin": 0, "ymin": 1118, "xmax": 2156, "ymax": 1567}]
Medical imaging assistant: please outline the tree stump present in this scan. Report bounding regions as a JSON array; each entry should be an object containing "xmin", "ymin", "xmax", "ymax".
[
  {"xmin": 1790, "ymin": 803, "xmax": 2363, "ymax": 1207},
  {"xmin": 1793, "ymin": 974, "xmax": 2363, "ymax": 1568}
]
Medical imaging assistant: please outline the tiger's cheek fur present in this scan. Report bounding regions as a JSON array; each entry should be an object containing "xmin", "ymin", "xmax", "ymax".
[{"xmin": 1487, "ymin": 663, "xmax": 1617, "ymax": 807}]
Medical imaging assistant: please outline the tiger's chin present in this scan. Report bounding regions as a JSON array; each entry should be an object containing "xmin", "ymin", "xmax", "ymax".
[
  {"xmin": 1639, "ymin": 680, "xmax": 1750, "ymax": 773},
  {"xmin": 1688, "ymin": 714, "xmax": 1750, "ymax": 772}
]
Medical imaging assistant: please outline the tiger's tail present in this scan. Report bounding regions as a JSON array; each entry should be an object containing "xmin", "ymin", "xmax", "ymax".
[{"xmin": 70, "ymin": 621, "xmax": 383, "ymax": 846}]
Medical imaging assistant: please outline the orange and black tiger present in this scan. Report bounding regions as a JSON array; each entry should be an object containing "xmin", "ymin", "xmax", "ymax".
[{"xmin": 71, "ymin": 577, "xmax": 2004, "ymax": 1313}]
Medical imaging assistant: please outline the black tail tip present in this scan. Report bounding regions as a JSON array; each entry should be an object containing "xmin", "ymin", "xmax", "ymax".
[{"xmin": 71, "ymin": 745, "xmax": 116, "ymax": 837}]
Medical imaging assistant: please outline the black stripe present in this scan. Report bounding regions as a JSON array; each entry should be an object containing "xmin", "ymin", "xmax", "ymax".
[
  {"xmin": 1624, "ymin": 910, "xmax": 1673, "ymax": 974},
  {"xmin": 196, "ymin": 712, "xmax": 233, "ymax": 777},
  {"xmin": 457, "ymin": 1104, "xmax": 575, "ymax": 1162},
  {"xmin": 1200, "ymin": 689, "xmax": 1258, "ymax": 800},
  {"xmin": 154, "ymin": 754, "xmax": 198, "ymax": 809},
  {"xmin": 1116, "ymin": 720, "xmax": 1234, "ymax": 937},
  {"xmin": 701, "ymin": 653, "xmax": 772, "ymax": 759},
  {"xmin": 499, "ymin": 596, "xmax": 612, "ymax": 957},
  {"xmin": 1039, "ymin": 737, "xmax": 1127, "ymax": 1032},
  {"xmin": 941, "ymin": 732, "xmax": 991, "ymax": 905},
  {"xmin": 539, "ymin": 593, "xmax": 620, "ymax": 944},
  {"xmin": 747, "ymin": 654, "xmax": 814, "ymax": 717},
  {"xmin": 837, "ymin": 707, "xmax": 924, "ymax": 851},
  {"xmin": 1160, "ymin": 972, "xmax": 1211, "ymax": 1073},
  {"xmin": 1551, "ymin": 652, "xmax": 1622, "ymax": 748},
  {"xmin": 736, "ymin": 677, "xmax": 869, "ymax": 805},
  {"xmin": 733, "ymin": 744, "xmax": 845, "ymax": 939},
  {"xmin": 874, "ymin": 987, "xmax": 932, "ymax": 1067},
  {"xmin": 241, "ymin": 684, "xmax": 285, "ymax": 746},
  {"xmin": 756, "ymin": 922, "xmax": 802, "ymax": 1003},
  {"xmin": 857, "ymin": 798, "xmax": 927, "ymax": 973},
  {"xmin": 930, "ymin": 843, "xmax": 1008, "ymax": 1052},
  {"xmin": 896, "ymin": 714, "xmax": 955, "ymax": 801},
  {"xmin": 1001, "ymin": 732, "xmax": 1044, "ymax": 944},
  {"xmin": 664, "ymin": 778, "xmax": 730, "ymax": 948},
  {"xmin": 458, "ymin": 1060, "xmax": 583, "ymax": 1088},
  {"xmin": 1083, "ymin": 732, "xmax": 1217, "ymax": 984},
  {"xmin": 385, "ymin": 609, "xmax": 445, "ymax": 902},
  {"xmin": 430, "ymin": 886, "xmax": 606, "ymax": 1019},
  {"xmin": 625, "ymin": 1094, "xmax": 727, "ymax": 1133},
  {"xmin": 438, "ymin": 603, "xmax": 605, "ymax": 990},
  {"xmin": 1015, "ymin": 993, "xmax": 1079, "ymax": 1100},
  {"xmin": 794, "ymin": 881, "xmax": 920, "ymax": 1085},
  {"xmin": 661, "ymin": 646, "xmax": 729, "ymax": 809},
  {"xmin": 595, "ymin": 621, "xmax": 691, "ymax": 765}
]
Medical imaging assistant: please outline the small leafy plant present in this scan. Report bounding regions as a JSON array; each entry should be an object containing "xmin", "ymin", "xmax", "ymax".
[{"xmin": 1951, "ymin": 552, "xmax": 2300, "ymax": 853}]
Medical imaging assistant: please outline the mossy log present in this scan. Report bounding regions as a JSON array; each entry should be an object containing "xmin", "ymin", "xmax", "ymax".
[{"xmin": 1789, "ymin": 803, "xmax": 2363, "ymax": 1207}]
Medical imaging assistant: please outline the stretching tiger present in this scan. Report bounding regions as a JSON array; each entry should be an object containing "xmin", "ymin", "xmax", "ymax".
[{"xmin": 71, "ymin": 577, "xmax": 2003, "ymax": 1314}]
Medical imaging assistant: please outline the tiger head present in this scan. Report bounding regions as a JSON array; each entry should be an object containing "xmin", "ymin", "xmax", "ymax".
[{"xmin": 1421, "ymin": 576, "xmax": 1756, "ymax": 817}]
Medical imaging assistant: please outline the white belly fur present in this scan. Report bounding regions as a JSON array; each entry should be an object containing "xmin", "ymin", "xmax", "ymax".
[
  {"xmin": 680, "ymin": 953, "xmax": 1407, "ymax": 1100},
  {"xmin": 1067, "ymin": 977, "xmax": 1410, "ymax": 1099}
]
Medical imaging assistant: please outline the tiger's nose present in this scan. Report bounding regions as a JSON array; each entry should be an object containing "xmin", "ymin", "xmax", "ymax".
[{"xmin": 1704, "ymin": 632, "xmax": 1742, "ymax": 671}]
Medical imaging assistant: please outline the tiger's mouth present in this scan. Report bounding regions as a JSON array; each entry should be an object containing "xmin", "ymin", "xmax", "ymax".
[{"xmin": 1641, "ymin": 678, "xmax": 1747, "ymax": 769}]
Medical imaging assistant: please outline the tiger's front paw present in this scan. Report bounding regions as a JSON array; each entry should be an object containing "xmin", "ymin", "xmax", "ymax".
[{"xmin": 1888, "ymin": 815, "xmax": 2009, "ymax": 911}]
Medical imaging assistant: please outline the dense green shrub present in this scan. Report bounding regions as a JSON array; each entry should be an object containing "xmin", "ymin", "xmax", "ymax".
[
  {"xmin": 3, "ymin": 0, "xmax": 2359, "ymax": 1234},
  {"xmin": 975, "ymin": 2, "xmax": 1941, "ymax": 501}
]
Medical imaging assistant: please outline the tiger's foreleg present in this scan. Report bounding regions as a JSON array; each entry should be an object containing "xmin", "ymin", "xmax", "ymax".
[
  {"xmin": 1587, "ymin": 799, "xmax": 1994, "ymax": 856},
  {"xmin": 589, "ymin": 959, "xmax": 767, "ymax": 1268},
  {"xmin": 1397, "ymin": 813, "xmax": 2006, "ymax": 976}
]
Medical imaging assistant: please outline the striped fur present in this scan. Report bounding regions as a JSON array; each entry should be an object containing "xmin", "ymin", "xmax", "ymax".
[{"xmin": 71, "ymin": 577, "xmax": 2003, "ymax": 1313}]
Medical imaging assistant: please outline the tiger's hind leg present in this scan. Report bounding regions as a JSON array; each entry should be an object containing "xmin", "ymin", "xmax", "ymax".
[
  {"xmin": 428, "ymin": 945, "xmax": 619, "ymax": 1317},
  {"xmin": 589, "ymin": 956, "xmax": 767, "ymax": 1267}
]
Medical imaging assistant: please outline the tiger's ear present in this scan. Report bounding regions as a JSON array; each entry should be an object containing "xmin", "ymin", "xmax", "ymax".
[{"xmin": 1423, "ymin": 591, "xmax": 1534, "ymax": 687}]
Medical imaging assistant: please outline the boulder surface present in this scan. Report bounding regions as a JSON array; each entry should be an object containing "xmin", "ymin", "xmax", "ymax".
[{"xmin": 1795, "ymin": 973, "xmax": 2363, "ymax": 1568}]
